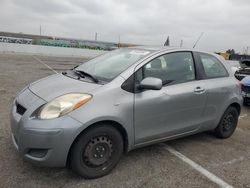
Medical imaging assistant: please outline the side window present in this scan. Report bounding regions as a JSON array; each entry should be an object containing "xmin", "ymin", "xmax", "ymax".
[
  {"xmin": 199, "ymin": 53, "xmax": 228, "ymax": 78},
  {"xmin": 136, "ymin": 52, "xmax": 195, "ymax": 85}
]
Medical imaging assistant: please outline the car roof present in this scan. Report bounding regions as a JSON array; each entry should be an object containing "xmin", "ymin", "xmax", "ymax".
[
  {"xmin": 128, "ymin": 46, "xmax": 223, "ymax": 59},
  {"xmin": 128, "ymin": 45, "xmax": 179, "ymax": 52},
  {"xmin": 128, "ymin": 45, "xmax": 212, "ymax": 54}
]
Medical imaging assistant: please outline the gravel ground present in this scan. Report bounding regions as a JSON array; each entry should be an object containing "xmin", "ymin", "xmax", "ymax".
[{"xmin": 0, "ymin": 53, "xmax": 249, "ymax": 188}]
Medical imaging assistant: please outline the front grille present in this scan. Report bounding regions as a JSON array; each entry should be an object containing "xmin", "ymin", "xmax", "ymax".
[
  {"xmin": 16, "ymin": 102, "xmax": 26, "ymax": 115},
  {"xmin": 242, "ymin": 85, "xmax": 250, "ymax": 93}
]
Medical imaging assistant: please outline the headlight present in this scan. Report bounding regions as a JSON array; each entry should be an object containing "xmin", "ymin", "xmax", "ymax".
[{"xmin": 38, "ymin": 93, "xmax": 92, "ymax": 119}]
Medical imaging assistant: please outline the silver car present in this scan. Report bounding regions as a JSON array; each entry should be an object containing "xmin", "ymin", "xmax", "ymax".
[{"xmin": 10, "ymin": 47, "xmax": 242, "ymax": 178}]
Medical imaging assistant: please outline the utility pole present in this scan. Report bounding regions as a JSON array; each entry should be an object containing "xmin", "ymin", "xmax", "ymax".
[
  {"xmin": 95, "ymin": 32, "xmax": 97, "ymax": 41},
  {"xmin": 39, "ymin": 25, "xmax": 42, "ymax": 36}
]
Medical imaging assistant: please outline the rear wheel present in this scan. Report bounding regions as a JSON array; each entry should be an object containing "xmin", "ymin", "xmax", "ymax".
[
  {"xmin": 214, "ymin": 107, "xmax": 239, "ymax": 139},
  {"xmin": 70, "ymin": 125, "xmax": 123, "ymax": 179}
]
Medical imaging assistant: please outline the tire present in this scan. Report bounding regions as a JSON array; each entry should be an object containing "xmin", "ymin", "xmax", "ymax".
[
  {"xmin": 70, "ymin": 124, "xmax": 124, "ymax": 179},
  {"xmin": 214, "ymin": 106, "xmax": 239, "ymax": 139}
]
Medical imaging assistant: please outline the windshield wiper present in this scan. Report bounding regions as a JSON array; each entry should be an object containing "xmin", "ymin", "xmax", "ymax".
[{"xmin": 73, "ymin": 69, "xmax": 99, "ymax": 83}]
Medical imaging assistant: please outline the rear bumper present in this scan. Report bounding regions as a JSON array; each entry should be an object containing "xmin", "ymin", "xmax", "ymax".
[{"xmin": 10, "ymin": 95, "xmax": 83, "ymax": 167}]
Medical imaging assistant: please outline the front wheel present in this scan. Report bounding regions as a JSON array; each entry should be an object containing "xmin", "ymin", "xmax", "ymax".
[
  {"xmin": 214, "ymin": 106, "xmax": 239, "ymax": 139},
  {"xmin": 70, "ymin": 125, "xmax": 124, "ymax": 179}
]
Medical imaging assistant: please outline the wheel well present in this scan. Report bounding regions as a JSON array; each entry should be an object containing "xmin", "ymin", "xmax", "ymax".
[
  {"xmin": 229, "ymin": 102, "xmax": 241, "ymax": 115},
  {"xmin": 66, "ymin": 120, "xmax": 128, "ymax": 167}
]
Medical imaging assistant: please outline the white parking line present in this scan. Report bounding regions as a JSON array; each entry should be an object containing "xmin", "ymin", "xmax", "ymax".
[
  {"xmin": 31, "ymin": 55, "xmax": 58, "ymax": 74},
  {"xmin": 164, "ymin": 144, "xmax": 234, "ymax": 188}
]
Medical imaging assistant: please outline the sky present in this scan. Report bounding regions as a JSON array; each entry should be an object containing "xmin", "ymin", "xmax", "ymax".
[{"xmin": 0, "ymin": 0, "xmax": 250, "ymax": 53}]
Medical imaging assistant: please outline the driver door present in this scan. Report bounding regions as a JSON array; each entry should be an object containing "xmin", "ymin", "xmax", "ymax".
[{"xmin": 134, "ymin": 51, "xmax": 207, "ymax": 144}]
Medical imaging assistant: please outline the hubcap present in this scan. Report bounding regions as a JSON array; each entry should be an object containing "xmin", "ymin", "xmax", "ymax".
[
  {"xmin": 222, "ymin": 113, "xmax": 234, "ymax": 132},
  {"xmin": 83, "ymin": 136, "xmax": 113, "ymax": 167}
]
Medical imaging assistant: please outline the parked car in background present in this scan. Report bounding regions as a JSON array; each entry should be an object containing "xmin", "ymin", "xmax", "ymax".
[
  {"xmin": 241, "ymin": 76, "xmax": 250, "ymax": 105},
  {"xmin": 235, "ymin": 60, "xmax": 250, "ymax": 80},
  {"xmin": 10, "ymin": 47, "xmax": 242, "ymax": 178},
  {"xmin": 226, "ymin": 60, "xmax": 241, "ymax": 74}
]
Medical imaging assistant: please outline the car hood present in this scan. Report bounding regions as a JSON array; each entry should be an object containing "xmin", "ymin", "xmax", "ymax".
[{"xmin": 28, "ymin": 74, "xmax": 102, "ymax": 101}]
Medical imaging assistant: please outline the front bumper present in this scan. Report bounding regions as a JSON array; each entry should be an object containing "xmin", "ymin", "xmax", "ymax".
[{"xmin": 10, "ymin": 89, "xmax": 83, "ymax": 167}]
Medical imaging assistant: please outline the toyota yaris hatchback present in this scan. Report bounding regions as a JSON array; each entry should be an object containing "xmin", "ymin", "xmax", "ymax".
[{"xmin": 10, "ymin": 47, "xmax": 242, "ymax": 178}]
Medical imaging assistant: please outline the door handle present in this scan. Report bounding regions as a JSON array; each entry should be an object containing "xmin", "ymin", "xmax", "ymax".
[{"xmin": 194, "ymin": 87, "xmax": 205, "ymax": 93}]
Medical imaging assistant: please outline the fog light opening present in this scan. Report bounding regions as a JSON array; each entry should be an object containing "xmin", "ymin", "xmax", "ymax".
[{"xmin": 27, "ymin": 148, "xmax": 48, "ymax": 158}]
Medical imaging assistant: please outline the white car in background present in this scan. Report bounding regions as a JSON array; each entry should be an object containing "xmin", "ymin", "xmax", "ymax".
[{"xmin": 226, "ymin": 60, "xmax": 240, "ymax": 74}]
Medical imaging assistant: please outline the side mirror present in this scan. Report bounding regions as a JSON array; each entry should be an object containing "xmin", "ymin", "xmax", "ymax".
[{"xmin": 139, "ymin": 77, "xmax": 162, "ymax": 90}]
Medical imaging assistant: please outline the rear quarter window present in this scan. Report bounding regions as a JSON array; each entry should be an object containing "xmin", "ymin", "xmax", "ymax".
[{"xmin": 199, "ymin": 53, "xmax": 228, "ymax": 78}]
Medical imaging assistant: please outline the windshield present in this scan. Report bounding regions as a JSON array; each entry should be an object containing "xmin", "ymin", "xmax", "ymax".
[{"xmin": 75, "ymin": 48, "xmax": 152, "ymax": 82}]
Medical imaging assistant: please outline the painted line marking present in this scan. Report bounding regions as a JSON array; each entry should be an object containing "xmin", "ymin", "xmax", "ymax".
[
  {"xmin": 31, "ymin": 55, "xmax": 58, "ymax": 74},
  {"xmin": 163, "ymin": 144, "xmax": 234, "ymax": 188}
]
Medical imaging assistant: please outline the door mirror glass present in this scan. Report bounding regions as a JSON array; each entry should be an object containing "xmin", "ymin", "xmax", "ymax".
[{"xmin": 139, "ymin": 77, "xmax": 162, "ymax": 90}]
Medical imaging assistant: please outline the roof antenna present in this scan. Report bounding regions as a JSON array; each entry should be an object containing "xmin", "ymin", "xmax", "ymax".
[{"xmin": 193, "ymin": 32, "xmax": 204, "ymax": 48}]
